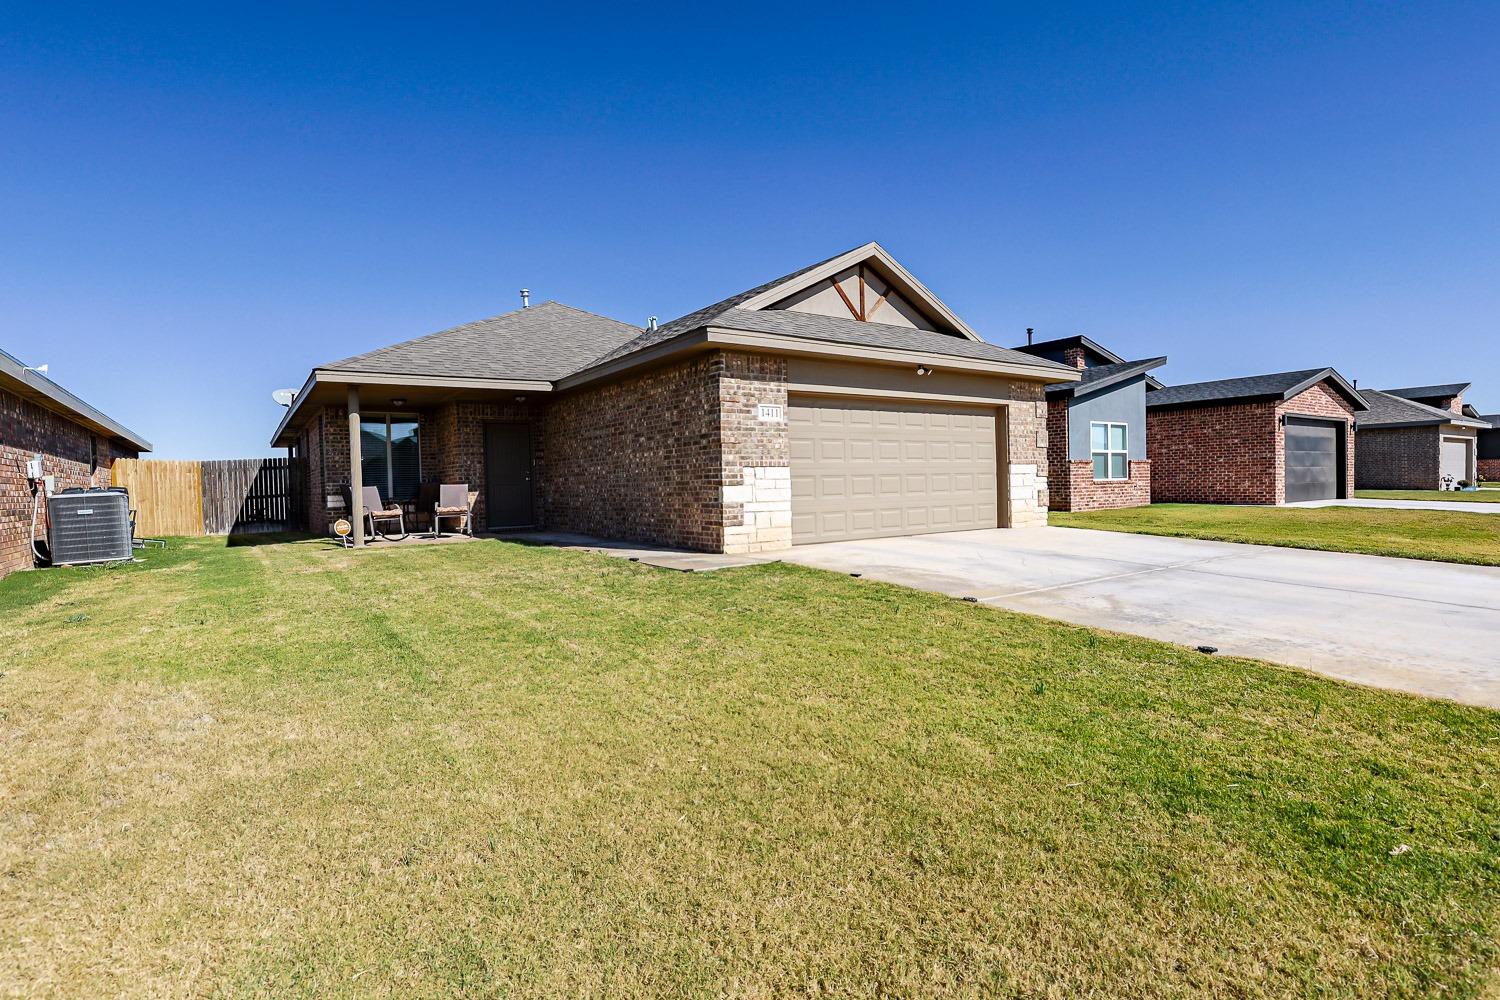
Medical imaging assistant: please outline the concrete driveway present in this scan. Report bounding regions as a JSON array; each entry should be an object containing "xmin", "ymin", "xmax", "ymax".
[{"xmin": 782, "ymin": 528, "xmax": 1500, "ymax": 708}]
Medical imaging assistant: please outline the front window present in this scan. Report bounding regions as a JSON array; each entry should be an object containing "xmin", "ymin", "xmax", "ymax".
[
  {"xmin": 360, "ymin": 415, "xmax": 421, "ymax": 503},
  {"xmin": 1091, "ymin": 422, "xmax": 1129, "ymax": 480}
]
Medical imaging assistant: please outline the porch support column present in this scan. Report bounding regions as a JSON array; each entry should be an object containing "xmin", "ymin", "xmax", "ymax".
[{"xmin": 347, "ymin": 384, "xmax": 366, "ymax": 547}]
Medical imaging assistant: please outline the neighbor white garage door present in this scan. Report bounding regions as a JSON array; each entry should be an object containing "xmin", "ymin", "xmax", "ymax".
[
  {"xmin": 1442, "ymin": 436, "xmax": 1473, "ymax": 483},
  {"xmin": 788, "ymin": 397, "xmax": 999, "ymax": 544}
]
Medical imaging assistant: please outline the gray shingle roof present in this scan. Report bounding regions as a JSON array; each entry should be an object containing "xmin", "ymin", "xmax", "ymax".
[
  {"xmin": 1357, "ymin": 389, "xmax": 1492, "ymax": 429},
  {"xmin": 581, "ymin": 247, "xmax": 862, "ymax": 369},
  {"xmin": 1048, "ymin": 357, "xmax": 1168, "ymax": 399},
  {"xmin": 321, "ymin": 301, "xmax": 642, "ymax": 382},
  {"xmin": 1383, "ymin": 383, "xmax": 1471, "ymax": 401},
  {"xmin": 1146, "ymin": 368, "xmax": 1364, "ymax": 410}
]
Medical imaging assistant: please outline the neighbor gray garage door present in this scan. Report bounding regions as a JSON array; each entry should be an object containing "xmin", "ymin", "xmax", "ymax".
[
  {"xmin": 789, "ymin": 397, "xmax": 999, "ymax": 544},
  {"xmin": 1284, "ymin": 418, "xmax": 1340, "ymax": 502}
]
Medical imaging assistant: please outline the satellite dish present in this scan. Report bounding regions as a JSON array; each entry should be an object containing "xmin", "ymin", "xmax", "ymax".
[{"xmin": 272, "ymin": 388, "xmax": 296, "ymax": 407}]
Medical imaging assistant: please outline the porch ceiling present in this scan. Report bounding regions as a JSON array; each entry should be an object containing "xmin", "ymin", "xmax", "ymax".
[{"xmin": 270, "ymin": 370, "xmax": 549, "ymax": 447}]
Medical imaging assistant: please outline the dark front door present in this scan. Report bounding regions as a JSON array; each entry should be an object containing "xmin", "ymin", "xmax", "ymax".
[
  {"xmin": 1284, "ymin": 418, "xmax": 1340, "ymax": 502},
  {"xmin": 484, "ymin": 423, "xmax": 535, "ymax": 529}
]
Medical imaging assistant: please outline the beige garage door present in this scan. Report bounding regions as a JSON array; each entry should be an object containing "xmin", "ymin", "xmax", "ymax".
[{"xmin": 789, "ymin": 397, "xmax": 999, "ymax": 544}]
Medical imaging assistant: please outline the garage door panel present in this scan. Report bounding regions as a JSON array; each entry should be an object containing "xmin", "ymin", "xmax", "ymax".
[
  {"xmin": 790, "ymin": 397, "xmax": 1001, "ymax": 544},
  {"xmin": 1285, "ymin": 419, "xmax": 1340, "ymax": 502},
  {"xmin": 1441, "ymin": 438, "xmax": 1472, "ymax": 481}
]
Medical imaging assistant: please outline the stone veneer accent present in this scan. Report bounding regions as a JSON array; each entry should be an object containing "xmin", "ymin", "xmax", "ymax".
[
  {"xmin": 1, "ymin": 386, "xmax": 134, "ymax": 577},
  {"xmin": 1005, "ymin": 392, "xmax": 1050, "ymax": 527},
  {"xmin": 293, "ymin": 350, "xmax": 1053, "ymax": 550},
  {"xmin": 1148, "ymin": 382, "xmax": 1357, "ymax": 505}
]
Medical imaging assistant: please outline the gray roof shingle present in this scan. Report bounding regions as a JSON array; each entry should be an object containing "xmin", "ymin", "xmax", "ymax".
[
  {"xmin": 1383, "ymin": 383, "xmax": 1471, "ymax": 401},
  {"xmin": 1146, "ymin": 368, "xmax": 1364, "ymax": 410},
  {"xmin": 1357, "ymin": 389, "xmax": 1492, "ymax": 429},
  {"xmin": 321, "ymin": 301, "xmax": 642, "ymax": 382},
  {"xmin": 1048, "ymin": 357, "xmax": 1168, "ymax": 398}
]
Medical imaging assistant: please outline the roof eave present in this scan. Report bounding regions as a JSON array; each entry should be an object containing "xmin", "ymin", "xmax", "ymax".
[
  {"xmin": 270, "ymin": 368, "xmax": 555, "ymax": 447},
  {"xmin": 1051, "ymin": 357, "xmax": 1169, "ymax": 400},
  {"xmin": 557, "ymin": 325, "xmax": 1081, "ymax": 392},
  {"xmin": 0, "ymin": 357, "xmax": 152, "ymax": 452}
]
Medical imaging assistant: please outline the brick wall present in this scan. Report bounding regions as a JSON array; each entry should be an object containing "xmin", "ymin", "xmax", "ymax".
[
  {"xmin": 1, "ymin": 387, "xmax": 135, "ymax": 578},
  {"xmin": 1356, "ymin": 426, "xmax": 1439, "ymax": 490},
  {"xmin": 717, "ymin": 352, "xmax": 791, "ymax": 553},
  {"xmin": 1150, "ymin": 382, "xmax": 1357, "ymax": 505},
  {"xmin": 1479, "ymin": 458, "xmax": 1500, "ymax": 483},
  {"xmin": 435, "ymin": 401, "xmax": 538, "ymax": 530},
  {"xmin": 1060, "ymin": 347, "xmax": 1087, "ymax": 370},
  {"xmin": 541, "ymin": 353, "xmax": 724, "ymax": 550},
  {"xmin": 1276, "ymin": 383, "xmax": 1358, "ymax": 500},
  {"xmin": 1149, "ymin": 401, "xmax": 1280, "ymax": 504}
]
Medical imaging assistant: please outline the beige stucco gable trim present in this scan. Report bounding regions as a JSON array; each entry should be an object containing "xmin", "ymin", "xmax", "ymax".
[{"xmin": 733, "ymin": 242, "xmax": 985, "ymax": 342}]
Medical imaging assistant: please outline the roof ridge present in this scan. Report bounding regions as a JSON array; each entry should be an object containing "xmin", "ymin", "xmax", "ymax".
[
  {"xmin": 1154, "ymin": 366, "xmax": 1327, "ymax": 391},
  {"xmin": 321, "ymin": 300, "xmax": 637, "ymax": 371}
]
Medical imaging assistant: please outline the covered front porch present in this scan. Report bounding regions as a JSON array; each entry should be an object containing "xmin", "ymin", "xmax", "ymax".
[{"xmin": 273, "ymin": 374, "xmax": 547, "ymax": 546}]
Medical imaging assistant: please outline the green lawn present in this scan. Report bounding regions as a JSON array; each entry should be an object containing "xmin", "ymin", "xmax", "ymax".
[
  {"xmin": 1356, "ymin": 489, "xmax": 1500, "ymax": 503},
  {"xmin": 1, "ymin": 537, "xmax": 1497, "ymax": 998},
  {"xmin": 1052, "ymin": 504, "xmax": 1500, "ymax": 565}
]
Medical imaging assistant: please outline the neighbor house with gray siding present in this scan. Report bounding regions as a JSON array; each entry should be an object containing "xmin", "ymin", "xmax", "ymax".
[
  {"xmin": 1013, "ymin": 335, "xmax": 1166, "ymax": 511},
  {"xmin": 271, "ymin": 243, "xmax": 1078, "ymax": 553}
]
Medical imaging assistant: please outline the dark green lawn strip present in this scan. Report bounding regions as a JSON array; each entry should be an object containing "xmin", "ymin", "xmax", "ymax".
[
  {"xmin": 1052, "ymin": 504, "xmax": 1500, "ymax": 565},
  {"xmin": 1355, "ymin": 489, "xmax": 1500, "ymax": 504}
]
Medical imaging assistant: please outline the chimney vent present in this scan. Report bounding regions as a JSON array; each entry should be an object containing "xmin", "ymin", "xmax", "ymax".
[
  {"xmin": 1026, "ymin": 327, "xmax": 1034, "ymax": 346},
  {"xmin": 520, "ymin": 288, "xmax": 530, "ymax": 309},
  {"xmin": 648, "ymin": 316, "xmax": 658, "ymax": 332}
]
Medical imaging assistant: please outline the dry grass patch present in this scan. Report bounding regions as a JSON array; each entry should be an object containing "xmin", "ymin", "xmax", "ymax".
[{"xmin": 0, "ymin": 536, "xmax": 1496, "ymax": 998}]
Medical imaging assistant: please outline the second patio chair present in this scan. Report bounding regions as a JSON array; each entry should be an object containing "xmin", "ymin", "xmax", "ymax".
[{"xmin": 432, "ymin": 484, "xmax": 477, "ymax": 538}]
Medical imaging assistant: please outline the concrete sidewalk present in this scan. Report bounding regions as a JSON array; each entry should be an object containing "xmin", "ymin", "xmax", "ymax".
[{"xmin": 782, "ymin": 527, "xmax": 1500, "ymax": 708}]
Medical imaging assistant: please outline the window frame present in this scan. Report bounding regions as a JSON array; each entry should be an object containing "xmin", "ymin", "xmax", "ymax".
[
  {"xmin": 359, "ymin": 413, "xmax": 421, "ymax": 503},
  {"xmin": 1090, "ymin": 421, "xmax": 1130, "ymax": 481}
]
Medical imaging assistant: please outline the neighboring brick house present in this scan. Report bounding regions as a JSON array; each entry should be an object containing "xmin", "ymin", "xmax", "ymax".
[
  {"xmin": 1479, "ymin": 415, "xmax": 1500, "ymax": 483},
  {"xmin": 271, "ymin": 243, "xmax": 1079, "ymax": 553},
  {"xmin": 1145, "ymin": 368, "xmax": 1365, "ymax": 504},
  {"xmin": 1013, "ymin": 335, "xmax": 1166, "ymax": 512},
  {"xmin": 1355, "ymin": 383, "xmax": 1492, "ymax": 489},
  {"xmin": 0, "ymin": 349, "xmax": 151, "ymax": 578}
]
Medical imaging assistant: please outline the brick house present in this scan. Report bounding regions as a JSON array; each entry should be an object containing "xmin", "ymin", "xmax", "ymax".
[
  {"xmin": 271, "ymin": 243, "xmax": 1079, "ymax": 553},
  {"xmin": 1145, "ymin": 368, "xmax": 1365, "ymax": 505},
  {"xmin": 1355, "ymin": 384, "xmax": 1492, "ymax": 489},
  {"xmin": 1, "ymin": 349, "xmax": 151, "ymax": 578},
  {"xmin": 1012, "ymin": 335, "xmax": 1166, "ymax": 512},
  {"xmin": 1479, "ymin": 415, "xmax": 1500, "ymax": 483}
]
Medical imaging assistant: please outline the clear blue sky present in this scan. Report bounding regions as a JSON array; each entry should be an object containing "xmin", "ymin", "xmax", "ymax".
[{"xmin": 4, "ymin": 3, "xmax": 1497, "ymax": 458}]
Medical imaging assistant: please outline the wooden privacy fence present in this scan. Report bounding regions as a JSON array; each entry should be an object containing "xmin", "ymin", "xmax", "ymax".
[{"xmin": 113, "ymin": 457, "xmax": 295, "ymax": 536}]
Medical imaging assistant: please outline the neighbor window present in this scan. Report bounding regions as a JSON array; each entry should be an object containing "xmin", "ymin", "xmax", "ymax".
[
  {"xmin": 359, "ymin": 415, "xmax": 421, "ymax": 503},
  {"xmin": 1091, "ymin": 422, "xmax": 1129, "ymax": 480}
]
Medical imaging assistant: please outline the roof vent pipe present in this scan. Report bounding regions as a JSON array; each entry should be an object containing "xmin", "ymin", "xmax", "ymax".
[
  {"xmin": 648, "ymin": 316, "xmax": 658, "ymax": 332},
  {"xmin": 520, "ymin": 289, "xmax": 530, "ymax": 309},
  {"xmin": 1026, "ymin": 327, "xmax": 1034, "ymax": 346}
]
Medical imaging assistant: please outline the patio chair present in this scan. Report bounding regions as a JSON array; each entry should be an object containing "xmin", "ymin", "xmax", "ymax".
[
  {"xmin": 432, "ymin": 484, "xmax": 477, "ymax": 538},
  {"xmin": 361, "ymin": 486, "xmax": 408, "ymax": 541}
]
